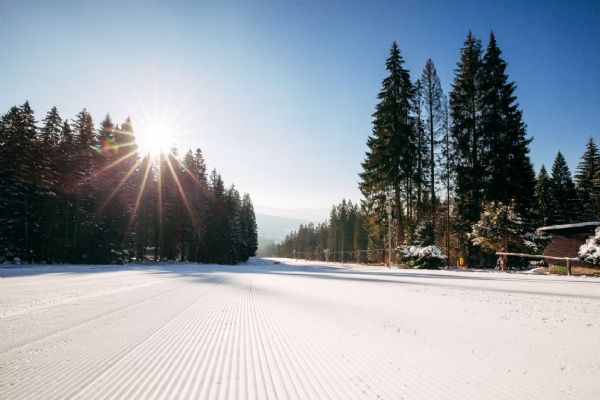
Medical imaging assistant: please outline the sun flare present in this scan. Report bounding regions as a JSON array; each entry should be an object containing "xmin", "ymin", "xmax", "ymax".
[{"xmin": 136, "ymin": 121, "xmax": 173, "ymax": 157}]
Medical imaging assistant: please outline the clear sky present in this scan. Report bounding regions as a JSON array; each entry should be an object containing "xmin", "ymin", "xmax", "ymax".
[{"xmin": 1, "ymin": 0, "xmax": 599, "ymax": 210}]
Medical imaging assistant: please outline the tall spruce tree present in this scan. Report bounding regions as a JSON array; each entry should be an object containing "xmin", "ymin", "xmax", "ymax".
[
  {"xmin": 480, "ymin": 32, "xmax": 535, "ymax": 218},
  {"xmin": 180, "ymin": 150, "xmax": 199, "ymax": 260},
  {"xmin": 37, "ymin": 107, "xmax": 64, "ymax": 261},
  {"xmin": 240, "ymin": 193, "xmax": 258, "ymax": 261},
  {"xmin": 440, "ymin": 99, "xmax": 452, "ymax": 265},
  {"xmin": 0, "ymin": 105, "xmax": 35, "ymax": 260},
  {"xmin": 449, "ymin": 32, "xmax": 484, "ymax": 261},
  {"xmin": 359, "ymin": 41, "xmax": 415, "ymax": 248},
  {"xmin": 205, "ymin": 170, "xmax": 229, "ymax": 263},
  {"xmin": 534, "ymin": 165, "xmax": 555, "ymax": 226},
  {"xmin": 225, "ymin": 185, "xmax": 243, "ymax": 263},
  {"xmin": 93, "ymin": 115, "xmax": 125, "ymax": 263},
  {"xmin": 550, "ymin": 152, "xmax": 579, "ymax": 223},
  {"xmin": 420, "ymin": 59, "xmax": 445, "ymax": 223},
  {"xmin": 40, "ymin": 107, "xmax": 62, "ymax": 190},
  {"xmin": 190, "ymin": 148, "xmax": 209, "ymax": 261},
  {"xmin": 575, "ymin": 137, "xmax": 600, "ymax": 218},
  {"xmin": 413, "ymin": 79, "xmax": 429, "ymax": 224},
  {"xmin": 69, "ymin": 109, "xmax": 97, "ymax": 262}
]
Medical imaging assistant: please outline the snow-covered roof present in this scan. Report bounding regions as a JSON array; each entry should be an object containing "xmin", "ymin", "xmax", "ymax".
[{"xmin": 537, "ymin": 221, "xmax": 600, "ymax": 232}]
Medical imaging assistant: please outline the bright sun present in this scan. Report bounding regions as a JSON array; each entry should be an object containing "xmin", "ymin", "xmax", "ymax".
[
  {"xmin": 136, "ymin": 122, "xmax": 173, "ymax": 157},
  {"xmin": 126, "ymin": 88, "xmax": 190, "ymax": 158}
]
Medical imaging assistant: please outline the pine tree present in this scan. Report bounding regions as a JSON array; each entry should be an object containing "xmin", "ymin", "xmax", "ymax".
[
  {"xmin": 92, "ymin": 115, "xmax": 125, "ymax": 263},
  {"xmin": 188, "ymin": 148, "xmax": 209, "ymax": 261},
  {"xmin": 55, "ymin": 120, "xmax": 76, "ymax": 260},
  {"xmin": 449, "ymin": 32, "xmax": 484, "ymax": 261},
  {"xmin": 158, "ymin": 148, "xmax": 184, "ymax": 260},
  {"xmin": 550, "ymin": 152, "xmax": 578, "ymax": 223},
  {"xmin": 575, "ymin": 138, "xmax": 600, "ymax": 218},
  {"xmin": 327, "ymin": 205, "xmax": 339, "ymax": 260},
  {"xmin": 360, "ymin": 41, "xmax": 415, "ymax": 248},
  {"xmin": 130, "ymin": 154, "xmax": 154, "ymax": 261},
  {"xmin": 37, "ymin": 107, "xmax": 64, "ymax": 261},
  {"xmin": 225, "ymin": 186, "xmax": 243, "ymax": 263},
  {"xmin": 240, "ymin": 193, "xmax": 258, "ymax": 261},
  {"xmin": 534, "ymin": 165, "xmax": 555, "ymax": 226},
  {"xmin": 440, "ymin": 99, "xmax": 452, "ymax": 266},
  {"xmin": 480, "ymin": 32, "xmax": 535, "ymax": 218},
  {"xmin": 180, "ymin": 150, "xmax": 198, "ymax": 261},
  {"xmin": 205, "ymin": 169, "xmax": 228, "ymax": 263},
  {"xmin": 39, "ymin": 107, "xmax": 63, "ymax": 189},
  {"xmin": 58, "ymin": 120, "xmax": 75, "ymax": 186},
  {"xmin": 0, "ymin": 104, "xmax": 37, "ymax": 261},
  {"xmin": 420, "ymin": 59, "xmax": 445, "ymax": 222},
  {"xmin": 414, "ymin": 79, "xmax": 427, "ymax": 224},
  {"xmin": 352, "ymin": 210, "xmax": 368, "ymax": 263},
  {"xmin": 471, "ymin": 201, "xmax": 524, "ymax": 271},
  {"xmin": 41, "ymin": 107, "xmax": 62, "ymax": 146},
  {"xmin": 70, "ymin": 109, "xmax": 97, "ymax": 262}
]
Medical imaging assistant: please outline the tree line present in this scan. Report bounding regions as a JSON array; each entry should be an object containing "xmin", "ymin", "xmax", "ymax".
[
  {"xmin": 0, "ymin": 103, "xmax": 258, "ymax": 264},
  {"xmin": 272, "ymin": 200, "xmax": 369, "ymax": 262},
  {"xmin": 274, "ymin": 31, "xmax": 600, "ymax": 268}
]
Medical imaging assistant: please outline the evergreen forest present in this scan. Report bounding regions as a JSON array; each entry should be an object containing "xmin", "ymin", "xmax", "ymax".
[
  {"xmin": 0, "ymin": 104, "xmax": 258, "ymax": 264},
  {"xmin": 274, "ymin": 32, "xmax": 600, "ymax": 268}
]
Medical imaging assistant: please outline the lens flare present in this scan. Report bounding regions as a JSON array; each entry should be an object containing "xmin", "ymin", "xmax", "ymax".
[{"xmin": 136, "ymin": 122, "xmax": 173, "ymax": 157}]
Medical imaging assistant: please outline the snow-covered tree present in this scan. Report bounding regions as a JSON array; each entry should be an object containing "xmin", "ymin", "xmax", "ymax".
[
  {"xmin": 579, "ymin": 228, "xmax": 600, "ymax": 265},
  {"xmin": 471, "ymin": 201, "xmax": 524, "ymax": 271},
  {"xmin": 415, "ymin": 220, "xmax": 435, "ymax": 246},
  {"xmin": 396, "ymin": 220, "xmax": 445, "ymax": 269},
  {"xmin": 397, "ymin": 244, "xmax": 446, "ymax": 269}
]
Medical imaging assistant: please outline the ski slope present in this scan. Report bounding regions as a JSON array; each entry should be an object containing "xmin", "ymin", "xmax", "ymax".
[{"xmin": 1, "ymin": 258, "xmax": 599, "ymax": 399}]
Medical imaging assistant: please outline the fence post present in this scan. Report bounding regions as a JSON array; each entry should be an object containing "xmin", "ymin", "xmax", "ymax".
[{"xmin": 566, "ymin": 258, "xmax": 571, "ymax": 276}]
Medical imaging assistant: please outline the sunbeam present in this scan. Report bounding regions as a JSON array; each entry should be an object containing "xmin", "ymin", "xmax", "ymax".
[
  {"xmin": 164, "ymin": 152, "xmax": 194, "ymax": 219},
  {"xmin": 128, "ymin": 158, "xmax": 152, "ymax": 231},
  {"xmin": 95, "ymin": 149, "xmax": 138, "ymax": 176},
  {"xmin": 127, "ymin": 160, "xmax": 152, "ymax": 230},
  {"xmin": 97, "ymin": 158, "xmax": 143, "ymax": 212}
]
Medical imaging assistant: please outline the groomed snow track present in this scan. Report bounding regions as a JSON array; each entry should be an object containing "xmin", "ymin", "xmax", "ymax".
[{"xmin": 1, "ymin": 258, "xmax": 599, "ymax": 399}]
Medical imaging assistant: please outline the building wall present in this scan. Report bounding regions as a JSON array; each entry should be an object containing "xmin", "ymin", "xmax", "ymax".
[{"xmin": 544, "ymin": 234, "xmax": 589, "ymax": 268}]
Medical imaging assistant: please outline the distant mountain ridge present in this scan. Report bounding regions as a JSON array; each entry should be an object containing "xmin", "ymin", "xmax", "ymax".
[
  {"xmin": 255, "ymin": 213, "xmax": 309, "ymax": 243},
  {"xmin": 254, "ymin": 207, "xmax": 329, "ymax": 256},
  {"xmin": 254, "ymin": 206, "xmax": 329, "ymax": 224}
]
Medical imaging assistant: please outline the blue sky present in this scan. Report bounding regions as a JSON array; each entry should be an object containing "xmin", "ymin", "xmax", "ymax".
[{"xmin": 1, "ymin": 0, "xmax": 599, "ymax": 209}]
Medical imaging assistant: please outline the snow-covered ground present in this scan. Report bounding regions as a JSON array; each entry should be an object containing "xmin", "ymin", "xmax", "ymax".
[{"xmin": 1, "ymin": 258, "xmax": 599, "ymax": 399}]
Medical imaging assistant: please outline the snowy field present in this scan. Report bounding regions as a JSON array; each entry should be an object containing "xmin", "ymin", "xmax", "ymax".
[{"xmin": 1, "ymin": 258, "xmax": 599, "ymax": 399}]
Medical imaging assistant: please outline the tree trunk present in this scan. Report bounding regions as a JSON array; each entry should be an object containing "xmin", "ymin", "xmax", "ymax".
[
  {"xmin": 394, "ymin": 187, "xmax": 404, "ymax": 245},
  {"xmin": 501, "ymin": 232, "xmax": 509, "ymax": 272}
]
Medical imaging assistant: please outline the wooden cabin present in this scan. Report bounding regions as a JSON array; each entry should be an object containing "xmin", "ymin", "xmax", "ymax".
[{"xmin": 537, "ymin": 222, "xmax": 600, "ymax": 275}]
